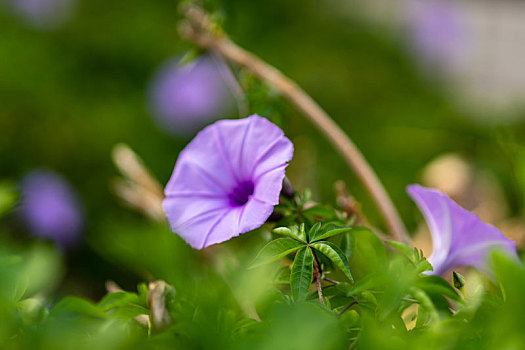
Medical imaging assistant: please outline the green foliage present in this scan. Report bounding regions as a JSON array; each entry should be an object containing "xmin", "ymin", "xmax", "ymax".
[
  {"xmin": 290, "ymin": 247, "xmax": 314, "ymax": 302},
  {"xmin": 1, "ymin": 0, "xmax": 525, "ymax": 346},
  {"xmin": 311, "ymin": 241, "xmax": 353, "ymax": 282},
  {"xmin": 249, "ymin": 238, "xmax": 304, "ymax": 268},
  {"xmin": 0, "ymin": 204, "xmax": 523, "ymax": 349},
  {"xmin": 0, "ymin": 181, "xmax": 17, "ymax": 218}
]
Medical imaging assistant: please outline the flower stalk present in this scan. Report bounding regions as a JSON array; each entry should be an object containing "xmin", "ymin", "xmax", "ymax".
[{"xmin": 178, "ymin": 3, "xmax": 410, "ymax": 244}]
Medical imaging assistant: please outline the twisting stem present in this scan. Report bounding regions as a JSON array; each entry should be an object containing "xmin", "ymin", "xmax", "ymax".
[
  {"xmin": 178, "ymin": 4, "xmax": 410, "ymax": 244},
  {"xmin": 311, "ymin": 248, "xmax": 325, "ymax": 305}
]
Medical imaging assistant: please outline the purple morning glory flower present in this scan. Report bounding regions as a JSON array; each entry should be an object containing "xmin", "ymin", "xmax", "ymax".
[
  {"xmin": 408, "ymin": 0, "xmax": 465, "ymax": 65},
  {"xmin": 163, "ymin": 115, "xmax": 293, "ymax": 249},
  {"xmin": 19, "ymin": 170, "xmax": 83, "ymax": 248},
  {"xmin": 407, "ymin": 184, "xmax": 517, "ymax": 276},
  {"xmin": 4, "ymin": 0, "xmax": 75, "ymax": 28},
  {"xmin": 148, "ymin": 54, "xmax": 238, "ymax": 137}
]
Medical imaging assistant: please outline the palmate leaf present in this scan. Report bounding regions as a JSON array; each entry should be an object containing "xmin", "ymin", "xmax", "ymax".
[
  {"xmin": 290, "ymin": 247, "xmax": 314, "ymax": 302},
  {"xmin": 311, "ymin": 241, "xmax": 354, "ymax": 283},
  {"xmin": 249, "ymin": 238, "xmax": 305, "ymax": 269}
]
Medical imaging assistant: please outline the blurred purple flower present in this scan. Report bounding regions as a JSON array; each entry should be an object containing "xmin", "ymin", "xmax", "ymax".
[
  {"xmin": 148, "ymin": 54, "xmax": 239, "ymax": 137},
  {"xmin": 163, "ymin": 115, "xmax": 293, "ymax": 249},
  {"xmin": 19, "ymin": 170, "xmax": 83, "ymax": 248},
  {"xmin": 408, "ymin": 0, "xmax": 465, "ymax": 65},
  {"xmin": 5, "ymin": 0, "xmax": 75, "ymax": 28},
  {"xmin": 407, "ymin": 184, "xmax": 517, "ymax": 276}
]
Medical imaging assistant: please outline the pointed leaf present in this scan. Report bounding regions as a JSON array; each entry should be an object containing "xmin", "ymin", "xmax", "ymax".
[
  {"xmin": 340, "ymin": 232, "xmax": 352, "ymax": 260},
  {"xmin": 311, "ymin": 227, "xmax": 352, "ymax": 242},
  {"xmin": 249, "ymin": 238, "xmax": 305, "ymax": 269},
  {"xmin": 290, "ymin": 247, "xmax": 314, "ymax": 302},
  {"xmin": 307, "ymin": 222, "xmax": 323, "ymax": 242},
  {"xmin": 311, "ymin": 241, "xmax": 354, "ymax": 283},
  {"xmin": 273, "ymin": 227, "xmax": 305, "ymax": 243},
  {"xmin": 386, "ymin": 240, "xmax": 416, "ymax": 262},
  {"xmin": 453, "ymin": 271, "xmax": 466, "ymax": 290},
  {"xmin": 298, "ymin": 223, "xmax": 307, "ymax": 242}
]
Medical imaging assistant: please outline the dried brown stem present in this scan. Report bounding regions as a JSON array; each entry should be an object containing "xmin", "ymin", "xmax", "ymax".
[
  {"xmin": 178, "ymin": 4, "xmax": 410, "ymax": 243},
  {"xmin": 112, "ymin": 144, "xmax": 165, "ymax": 221}
]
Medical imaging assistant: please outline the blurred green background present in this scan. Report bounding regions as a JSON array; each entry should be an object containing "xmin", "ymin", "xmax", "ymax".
[{"xmin": 1, "ymin": 0, "xmax": 525, "ymax": 299}]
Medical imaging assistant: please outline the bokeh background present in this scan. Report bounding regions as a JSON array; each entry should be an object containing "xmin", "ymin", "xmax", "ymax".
[{"xmin": 1, "ymin": 0, "xmax": 525, "ymax": 299}]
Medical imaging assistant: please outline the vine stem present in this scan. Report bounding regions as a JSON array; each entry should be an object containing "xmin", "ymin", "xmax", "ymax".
[{"xmin": 178, "ymin": 4, "xmax": 410, "ymax": 243}]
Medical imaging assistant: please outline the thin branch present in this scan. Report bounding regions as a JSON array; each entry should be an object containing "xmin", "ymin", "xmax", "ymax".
[
  {"xmin": 323, "ymin": 276, "xmax": 340, "ymax": 285},
  {"xmin": 315, "ymin": 273, "xmax": 324, "ymax": 305},
  {"xmin": 178, "ymin": 4, "xmax": 410, "ymax": 243},
  {"xmin": 338, "ymin": 300, "xmax": 359, "ymax": 317},
  {"xmin": 311, "ymin": 248, "xmax": 325, "ymax": 305}
]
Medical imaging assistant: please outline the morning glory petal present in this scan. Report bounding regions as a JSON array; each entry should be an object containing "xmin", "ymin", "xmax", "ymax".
[
  {"xmin": 408, "ymin": 184, "xmax": 517, "ymax": 276},
  {"xmin": 163, "ymin": 115, "xmax": 293, "ymax": 249}
]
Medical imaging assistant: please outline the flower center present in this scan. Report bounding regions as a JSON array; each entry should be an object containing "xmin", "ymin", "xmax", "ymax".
[{"xmin": 228, "ymin": 180, "xmax": 255, "ymax": 207}]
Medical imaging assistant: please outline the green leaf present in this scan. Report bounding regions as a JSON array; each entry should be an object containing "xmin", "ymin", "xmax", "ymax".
[
  {"xmin": 290, "ymin": 247, "xmax": 314, "ymax": 302},
  {"xmin": 453, "ymin": 271, "xmax": 466, "ymax": 290},
  {"xmin": 347, "ymin": 227, "xmax": 387, "ymax": 279},
  {"xmin": 249, "ymin": 238, "xmax": 305, "ymax": 269},
  {"xmin": 137, "ymin": 282, "xmax": 149, "ymax": 305},
  {"xmin": 386, "ymin": 240, "xmax": 416, "ymax": 262},
  {"xmin": 307, "ymin": 222, "xmax": 322, "ymax": 242},
  {"xmin": 302, "ymin": 205, "xmax": 339, "ymax": 222},
  {"xmin": 51, "ymin": 297, "xmax": 107, "ymax": 319},
  {"xmin": 344, "ymin": 273, "xmax": 382, "ymax": 297},
  {"xmin": 409, "ymin": 287, "xmax": 439, "ymax": 322},
  {"xmin": 232, "ymin": 318, "xmax": 260, "ymax": 339},
  {"xmin": 416, "ymin": 275, "xmax": 462, "ymax": 303},
  {"xmin": 274, "ymin": 266, "xmax": 291, "ymax": 284},
  {"xmin": 273, "ymin": 226, "xmax": 305, "ymax": 243},
  {"xmin": 297, "ymin": 223, "xmax": 307, "ymax": 243},
  {"xmin": 340, "ymin": 232, "xmax": 352, "ymax": 260},
  {"xmin": 415, "ymin": 259, "xmax": 433, "ymax": 274},
  {"xmin": 17, "ymin": 297, "xmax": 47, "ymax": 323},
  {"xmin": 310, "ymin": 227, "xmax": 351, "ymax": 243},
  {"xmin": 0, "ymin": 181, "xmax": 17, "ymax": 218},
  {"xmin": 98, "ymin": 291, "xmax": 149, "ymax": 319},
  {"xmin": 311, "ymin": 241, "xmax": 354, "ymax": 283}
]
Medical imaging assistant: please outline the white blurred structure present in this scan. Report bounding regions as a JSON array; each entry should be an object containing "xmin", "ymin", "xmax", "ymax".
[{"xmin": 334, "ymin": 0, "xmax": 525, "ymax": 122}]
